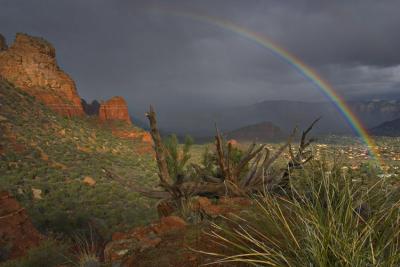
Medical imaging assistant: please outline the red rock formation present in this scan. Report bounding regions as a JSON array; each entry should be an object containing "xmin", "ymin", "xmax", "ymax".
[
  {"xmin": 99, "ymin": 96, "xmax": 132, "ymax": 124},
  {"xmin": 112, "ymin": 129, "xmax": 153, "ymax": 144},
  {"xmin": 0, "ymin": 33, "xmax": 84, "ymax": 116},
  {"xmin": 0, "ymin": 191, "xmax": 43, "ymax": 260},
  {"xmin": 104, "ymin": 216, "xmax": 187, "ymax": 264}
]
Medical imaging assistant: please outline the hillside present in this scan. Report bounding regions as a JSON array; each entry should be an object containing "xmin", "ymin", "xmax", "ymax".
[
  {"xmin": 370, "ymin": 118, "xmax": 400, "ymax": 137},
  {"xmin": 226, "ymin": 121, "xmax": 285, "ymax": 142},
  {"xmin": 0, "ymin": 78, "xmax": 158, "ymax": 236}
]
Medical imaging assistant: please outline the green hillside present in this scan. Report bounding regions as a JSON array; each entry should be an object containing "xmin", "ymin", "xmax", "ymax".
[{"xmin": 0, "ymin": 78, "xmax": 158, "ymax": 236}]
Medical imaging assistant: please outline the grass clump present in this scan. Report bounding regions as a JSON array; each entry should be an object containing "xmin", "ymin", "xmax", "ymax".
[{"xmin": 207, "ymin": 165, "xmax": 400, "ymax": 266}]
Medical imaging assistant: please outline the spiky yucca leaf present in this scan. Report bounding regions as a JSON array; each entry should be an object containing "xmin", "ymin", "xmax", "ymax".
[{"xmin": 203, "ymin": 170, "xmax": 400, "ymax": 267}]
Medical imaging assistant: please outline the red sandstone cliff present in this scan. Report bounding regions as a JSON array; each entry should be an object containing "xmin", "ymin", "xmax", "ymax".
[
  {"xmin": 99, "ymin": 96, "xmax": 132, "ymax": 124},
  {"xmin": 0, "ymin": 191, "xmax": 43, "ymax": 260},
  {"xmin": 0, "ymin": 33, "xmax": 84, "ymax": 116}
]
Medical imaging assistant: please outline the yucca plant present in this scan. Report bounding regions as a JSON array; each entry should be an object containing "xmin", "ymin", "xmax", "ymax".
[
  {"xmin": 163, "ymin": 134, "xmax": 194, "ymax": 182},
  {"xmin": 203, "ymin": 167, "xmax": 400, "ymax": 266},
  {"xmin": 67, "ymin": 230, "xmax": 102, "ymax": 267}
]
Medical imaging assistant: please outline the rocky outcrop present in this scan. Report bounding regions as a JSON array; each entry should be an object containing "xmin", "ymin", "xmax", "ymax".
[
  {"xmin": 0, "ymin": 191, "xmax": 43, "ymax": 261},
  {"xmin": 0, "ymin": 33, "xmax": 84, "ymax": 116},
  {"xmin": 98, "ymin": 96, "xmax": 153, "ymax": 147},
  {"xmin": 112, "ymin": 129, "xmax": 152, "ymax": 144},
  {"xmin": 104, "ymin": 216, "xmax": 187, "ymax": 265},
  {"xmin": 370, "ymin": 117, "xmax": 400, "ymax": 136},
  {"xmin": 99, "ymin": 96, "xmax": 132, "ymax": 124},
  {"xmin": 105, "ymin": 198, "xmax": 252, "ymax": 266}
]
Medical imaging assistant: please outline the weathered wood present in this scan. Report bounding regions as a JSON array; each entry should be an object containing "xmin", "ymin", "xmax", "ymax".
[
  {"xmin": 234, "ymin": 144, "xmax": 266, "ymax": 180},
  {"xmin": 146, "ymin": 106, "xmax": 173, "ymax": 188},
  {"xmin": 215, "ymin": 126, "xmax": 230, "ymax": 181},
  {"xmin": 139, "ymin": 107, "xmax": 319, "ymax": 201}
]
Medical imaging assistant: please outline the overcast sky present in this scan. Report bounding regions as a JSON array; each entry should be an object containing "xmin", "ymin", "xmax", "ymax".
[{"xmin": 1, "ymin": 0, "xmax": 400, "ymax": 117}]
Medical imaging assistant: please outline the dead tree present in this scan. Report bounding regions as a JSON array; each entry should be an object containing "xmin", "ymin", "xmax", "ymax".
[{"xmin": 120, "ymin": 106, "xmax": 319, "ymax": 205}]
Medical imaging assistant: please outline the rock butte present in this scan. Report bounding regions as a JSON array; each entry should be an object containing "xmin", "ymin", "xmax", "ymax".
[
  {"xmin": 99, "ymin": 96, "xmax": 132, "ymax": 124},
  {"xmin": 0, "ymin": 33, "xmax": 84, "ymax": 117},
  {"xmin": 0, "ymin": 32, "xmax": 152, "ymax": 147}
]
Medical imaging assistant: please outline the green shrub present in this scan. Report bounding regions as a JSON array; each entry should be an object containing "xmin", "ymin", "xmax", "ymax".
[
  {"xmin": 0, "ymin": 240, "xmax": 69, "ymax": 267},
  {"xmin": 163, "ymin": 134, "xmax": 193, "ymax": 181}
]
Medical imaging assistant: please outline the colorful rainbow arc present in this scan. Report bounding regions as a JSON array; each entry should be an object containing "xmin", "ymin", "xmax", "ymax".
[{"xmin": 147, "ymin": 7, "xmax": 383, "ymax": 167}]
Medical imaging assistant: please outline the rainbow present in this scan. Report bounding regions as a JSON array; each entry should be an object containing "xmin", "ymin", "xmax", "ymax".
[{"xmin": 147, "ymin": 7, "xmax": 383, "ymax": 166}]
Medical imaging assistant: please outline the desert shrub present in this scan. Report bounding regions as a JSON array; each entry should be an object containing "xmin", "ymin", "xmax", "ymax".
[
  {"xmin": 70, "ymin": 231, "xmax": 102, "ymax": 267},
  {"xmin": 0, "ymin": 240, "xmax": 69, "ymax": 267},
  {"xmin": 163, "ymin": 134, "xmax": 194, "ymax": 181},
  {"xmin": 207, "ymin": 166, "xmax": 400, "ymax": 266}
]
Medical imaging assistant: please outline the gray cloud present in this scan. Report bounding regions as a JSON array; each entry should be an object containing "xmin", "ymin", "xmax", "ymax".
[{"xmin": 1, "ymin": 0, "xmax": 399, "ymax": 121}]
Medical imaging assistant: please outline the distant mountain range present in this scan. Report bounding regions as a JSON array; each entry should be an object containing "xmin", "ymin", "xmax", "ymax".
[
  {"xmin": 147, "ymin": 99, "xmax": 400, "ymax": 138},
  {"xmin": 226, "ymin": 121, "xmax": 285, "ymax": 142},
  {"xmin": 370, "ymin": 118, "xmax": 400, "ymax": 137}
]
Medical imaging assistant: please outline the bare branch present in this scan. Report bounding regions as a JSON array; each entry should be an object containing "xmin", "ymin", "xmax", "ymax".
[{"xmin": 146, "ymin": 106, "xmax": 173, "ymax": 189}]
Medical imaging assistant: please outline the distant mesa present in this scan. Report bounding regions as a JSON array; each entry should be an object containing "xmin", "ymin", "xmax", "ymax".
[
  {"xmin": 0, "ymin": 33, "xmax": 84, "ymax": 117},
  {"xmin": 226, "ymin": 121, "xmax": 285, "ymax": 142},
  {"xmin": 99, "ymin": 96, "xmax": 132, "ymax": 124},
  {"xmin": 370, "ymin": 118, "xmax": 400, "ymax": 137}
]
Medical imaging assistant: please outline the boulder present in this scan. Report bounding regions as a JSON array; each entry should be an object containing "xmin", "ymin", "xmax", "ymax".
[
  {"xmin": 0, "ymin": 191, "xmax": 43, "ymax": 261},
  {"xmin": 83, "ymin": 176, "xmax": 96, "ymax": 186},
  {"xmin": 227, "ymin": 139, "xmax": 238, "ymax": 147},
  {"xmin": 104, "ymin": 216, "xmax": 187, "ymax": 265},
  {"xmin": 140, "ymin": 132, "xmax": 153, "ymax": 144},
  {"xmin": 152, "ymin": 216, "xmax": 187, "ymax": 235},
  {"xmin": 192, "ymin": 197, "xmax": 252, "ymax": 218},
  {"xmin": 31, "ymin": 188, "xmax": 42, "ymax": 200},
  {"xmin": 0, "ymin": 33, "xmax": 84, "ymax": 116}
]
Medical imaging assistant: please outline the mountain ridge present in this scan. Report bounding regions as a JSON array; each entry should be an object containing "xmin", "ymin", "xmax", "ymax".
[
  {"xmin": 370, "ymin": 118, "xmax": 400, "ymax": 137},
  {"xmin": 226, "ymin": 121, "xmax": 286, "ymax": 142},
  {"xmin": 148, "ymin": 99, "xmax": 400, "ymax": 137}
]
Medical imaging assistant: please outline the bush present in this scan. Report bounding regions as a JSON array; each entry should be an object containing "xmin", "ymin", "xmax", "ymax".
[
  {"xmin": 163, "ymin": 134, "xmax": 193, "ymax": 181},
  {"xmin": 0, "ymin": 240, "xmax": 69, "ymax": 267}
]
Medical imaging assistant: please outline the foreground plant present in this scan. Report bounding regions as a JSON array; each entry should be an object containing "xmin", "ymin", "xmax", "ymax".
[
  {"xmin": 203, "ymin": 170, "xmax": 400, "ymax": 266},
  {"xmin": 131, "ymin": 106, "xmax": 318, "ymax": 215}
]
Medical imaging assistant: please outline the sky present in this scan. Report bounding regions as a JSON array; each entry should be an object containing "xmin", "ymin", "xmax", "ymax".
[{"xmin": 1, "ymin": 0, "xmax": 400, "ymax": 118}]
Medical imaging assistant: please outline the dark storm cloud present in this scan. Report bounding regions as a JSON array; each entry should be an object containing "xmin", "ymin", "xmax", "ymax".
[{"xmin": 1, "ymin": 0, "xmax": 399, "ymax": 119}]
